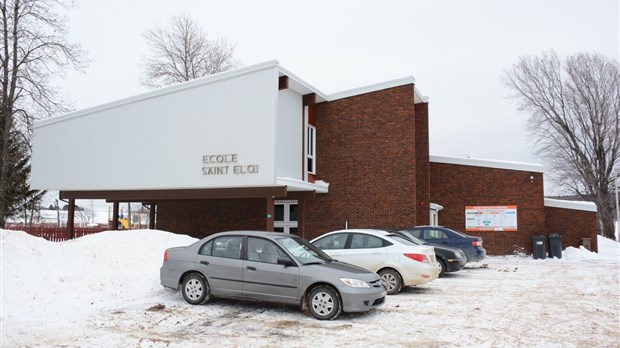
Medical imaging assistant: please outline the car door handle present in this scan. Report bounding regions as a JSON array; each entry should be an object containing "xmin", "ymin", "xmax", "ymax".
[
  {"xmin": 200, "ymin": 261, "xmax": 209, "ymax": 266},
  {"xmin": 246, "ymin": 266, "xmax": 256, "ymax": 271}
]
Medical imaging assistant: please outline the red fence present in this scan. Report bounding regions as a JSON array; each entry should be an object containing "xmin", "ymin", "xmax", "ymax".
[{"xmin": 3, "ymin": 226, "xmax": 109, "ymax": 242}]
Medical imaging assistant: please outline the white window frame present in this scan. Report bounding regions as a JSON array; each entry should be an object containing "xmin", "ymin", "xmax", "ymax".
[{"xmin": 306, "ymin": 124, "xmax": 316, "ymax": 174}]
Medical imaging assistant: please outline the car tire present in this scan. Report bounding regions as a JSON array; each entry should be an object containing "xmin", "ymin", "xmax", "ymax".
[
  {"xmin": 438, "ymin": 259, "xmax": 447, "ymax": 277},
  {"xmin": 182, "ymin": 273, "xmax": 210, "ymax": 305},
  {"xmin": 379, "ymin": 268, "xmax": 402, "ymax": 295},
  {"xmin": 307, "ymin": 285, "xmax": 342, "ymax": 320}
]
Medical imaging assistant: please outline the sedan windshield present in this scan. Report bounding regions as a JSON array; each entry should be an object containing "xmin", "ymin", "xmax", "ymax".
[{"xmin": 276, "ymin": 236, "xmax": 332, "ymax": 265}]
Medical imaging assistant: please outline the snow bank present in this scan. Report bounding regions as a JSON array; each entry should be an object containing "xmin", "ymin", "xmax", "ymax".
[
  {"xmin": 563, "ymin": 235, "xmax": 620, "ymax": 261},
  {"xmin": 1, "ymin": 229, "xmax": 619, "ymax": 347},
  {"xmin": 0, "ymin": 229, "xmax": 196, "ymax": 323}
]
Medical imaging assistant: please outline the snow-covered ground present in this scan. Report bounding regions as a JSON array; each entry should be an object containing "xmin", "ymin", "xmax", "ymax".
[{"xmin": 1, "ymin": 229, "xmax": 619, "ymax": 347}]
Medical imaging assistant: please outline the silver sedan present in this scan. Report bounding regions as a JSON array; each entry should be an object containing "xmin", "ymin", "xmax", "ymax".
[{"xmin": 160, "ymin": 231, "xmax": 387, "ymax": 320}]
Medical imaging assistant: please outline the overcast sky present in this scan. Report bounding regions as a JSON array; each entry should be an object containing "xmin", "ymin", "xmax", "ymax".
[{"xmin": 50, "ymin": 0, "xmax": 618, "ymax": 203}]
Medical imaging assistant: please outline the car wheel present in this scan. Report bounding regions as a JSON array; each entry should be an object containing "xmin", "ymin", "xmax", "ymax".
[
  {"xmin": 307, "ymin": 285, "xmax": 342, "ymax": 320},
  {"xmin": 379, "ymin": 269, "xmax": 402, "ymax": 295},
  {"xmin": 182, "ymin": 273, "xmax": 210, "ymax": 305},
  {"xmin": 438, "ymin": 259, "xmax": 447, "ymax": 277}
]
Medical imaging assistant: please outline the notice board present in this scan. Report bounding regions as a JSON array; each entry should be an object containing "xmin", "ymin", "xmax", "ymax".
[{"xmin": 465, "ymin": 205, "xmax": 518, "ymax": 232}]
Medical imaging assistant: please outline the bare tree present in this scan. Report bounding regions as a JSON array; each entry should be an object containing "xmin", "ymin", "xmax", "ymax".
[
  {"xmin": 502, "ymin": 51, "xmax": 620, "ymax": 239},
  {"xmin": 140, "ymin": 13, "xmax": 240, "ymax": 89},
  {"xmin": 75, "ymin": 204, "xmax": 95, "ymax": 226},
  {"xmin": 0, "ymin": 0, "xmax": 88, "ymax": 227}
]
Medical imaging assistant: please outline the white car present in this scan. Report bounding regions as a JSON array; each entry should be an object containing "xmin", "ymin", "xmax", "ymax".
[{"xmin": 311, "ymin": 229, "xmax": 440, "ymax": 295}]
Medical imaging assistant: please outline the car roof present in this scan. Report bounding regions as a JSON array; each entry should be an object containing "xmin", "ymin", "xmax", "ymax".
[
  {"xmin": 209, "ymin": 231, "xmax": 297, "ymax": 238},
  {"xmin": 324, "ymin": 229, "xmax": 395, "ymax": 237}
]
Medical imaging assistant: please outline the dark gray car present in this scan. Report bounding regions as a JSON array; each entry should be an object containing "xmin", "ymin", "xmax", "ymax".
[{"xmin": 160, "ymin": 231, "xmax": 386, "ymax": 320}]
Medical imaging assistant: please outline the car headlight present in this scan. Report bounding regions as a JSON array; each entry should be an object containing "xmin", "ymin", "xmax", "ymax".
[{"xmin": 340, "ymin": 278, "xmax": 370, "ymax": 288}]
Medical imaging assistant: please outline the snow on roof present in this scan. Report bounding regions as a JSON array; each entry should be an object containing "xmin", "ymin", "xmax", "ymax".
[
  {"xmin": 327, "ymin": 77, "xmax": 428, "ymax": 103},
  {"xmin": 36, "ymin": 60, "xmax": 284, "ymax": 128},
  {"xmin": 430, "ymin": 155, "xmax": 544, "ymax": 173},
  {"xmin": 35, "ymin": 60, "xmax": 427, "ymax": 129},
  {"xmin": 544, "ymin": 198, "xmax": 597, "ymax": 212}
]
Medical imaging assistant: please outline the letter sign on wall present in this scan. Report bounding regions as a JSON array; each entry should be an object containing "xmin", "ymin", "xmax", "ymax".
[{"xmin": 201, "ymin": 153, "xmax": 259, "ymax": 176}]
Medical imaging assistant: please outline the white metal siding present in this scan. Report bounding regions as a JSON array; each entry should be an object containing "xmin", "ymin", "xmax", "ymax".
[
  {"xmin": 275, "ymin": 89, "xmax": 303, "ymax": 180},
  {"xmin": 31, "ymin": 67, "xmax": 279, "ymax": 191}
]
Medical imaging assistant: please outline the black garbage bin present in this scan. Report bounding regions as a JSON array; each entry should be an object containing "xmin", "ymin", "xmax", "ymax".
[
  {"xmin": 532, "ymin": 235, "xmax": 547, "ymax": 259},
  {"xmin": 548, "ymin": 234, "xmax": 562, "ymax": 258}
]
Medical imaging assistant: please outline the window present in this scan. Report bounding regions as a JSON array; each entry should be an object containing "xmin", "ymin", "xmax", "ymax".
[
  {"xmin": 306, "ymin": 125, "xmax": 316, "ymax": 174},
  {"xmin": 274, "ymin": 200, "xmax": 298, "ymax": 234},
  {"xmin": 425, "ymin": 229, "xmax": 448, "ymax": 239},
  {"xmin": 211, "ymin": 236, "xmax": 243, "ymax": 259},
  {"xmin": 313, "ymin": 233, "xmax": 348, "ymax": 250},
  {"xmin": 350, "ymin": 234, "xmax": 384, "ymax": 249},
  {"xmin": 247, "ymin": 237, "xmax": 289, "ymax": 264},
  {"xmin": 409, "ymin": 230, "xmax": 423, "ymax": 238},
  {"xmin": 199, "ymin": 240, "xmax": 214, "ymax": 256}
]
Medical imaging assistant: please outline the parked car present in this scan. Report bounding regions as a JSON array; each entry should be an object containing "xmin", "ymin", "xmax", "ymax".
[
  {"xmin": 391, "ymin": 230, "xmax": 467, "ymax": 277},
  {"xmin": 310, "ymin": 229, "xmax": 440, "ymax": 295},
  {"xmin": 160, "ymin": 231, "xmax": 386, "ymax": 320},
  {"xmin": 402, "ymin": 226, "xmax": 486, "ymax": 262}
]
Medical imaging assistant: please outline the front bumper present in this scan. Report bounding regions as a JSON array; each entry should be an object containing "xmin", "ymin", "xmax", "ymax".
[{"xmin": 338, "ymin": 285, "xmax": 387, "ymax": 313}]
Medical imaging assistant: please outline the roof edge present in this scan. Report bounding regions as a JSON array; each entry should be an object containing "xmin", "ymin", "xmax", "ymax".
[
  {"xmin": 327, "ymin": 76, "xmax": 419, "ymax": 101},
  {"xmin": 35, "ymin": 60, "xmax": 281, "ymax": 128},
  {"xmin": 544, "ymin": 198, "xmax": 597, "ymax": 212},
  {"xmin": 430, "ymin": 155, "xmax": 544, "ymax": 173},
  {"xmin": 277, "ymin": 65, "xmax": 329, "ymax": 102}
]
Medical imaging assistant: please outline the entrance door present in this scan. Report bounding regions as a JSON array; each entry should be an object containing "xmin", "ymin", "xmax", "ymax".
[
  {"xmin": 430, "ymin": 209, "xmax": 438, "ymax": 226},
  {"xmin": 429, "ymin": 203, "xmax": 443, "ymax": 226},
  {"xmin": 274, "ymin": 200, "xmax": 298, "ymax": 234}
]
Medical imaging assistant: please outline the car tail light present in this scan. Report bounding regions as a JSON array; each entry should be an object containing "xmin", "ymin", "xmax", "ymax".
[
  {"xmin": 404, "ymin": 253, "xmax": 429, "ymax": 263},
  {"xmin": 472, "ymin": 240, "xmax": 482, "ymax": 247},
  {"xmin": 163, "ymin": 249, "xmax": 168, "ymax": 262}
]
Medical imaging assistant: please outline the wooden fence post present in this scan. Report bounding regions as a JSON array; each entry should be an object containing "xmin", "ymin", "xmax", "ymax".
[{"xmin": 66, "ymin": 199, "xmax": 75, "ymax": 240}]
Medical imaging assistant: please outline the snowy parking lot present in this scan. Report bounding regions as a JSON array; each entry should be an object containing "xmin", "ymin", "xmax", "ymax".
[{"xmin": 1, "ymin": 229, "xmax": 619, "ymax": 347}]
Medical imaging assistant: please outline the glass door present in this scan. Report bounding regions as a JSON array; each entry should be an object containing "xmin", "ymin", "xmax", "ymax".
[{"xmin": 274, "ymin": 200, "xmax": 298, "ymax": 234}]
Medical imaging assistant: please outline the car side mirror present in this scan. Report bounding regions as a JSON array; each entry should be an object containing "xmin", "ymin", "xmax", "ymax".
[{"xmin": 277, "ymin": 257, "xmax": 297, "ymax": 267}]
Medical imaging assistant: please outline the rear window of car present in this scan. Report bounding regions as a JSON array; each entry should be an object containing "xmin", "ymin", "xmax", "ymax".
[
  {"xmin": 386, "ymin": 235, "xmax": 415, "ymax": 246},
  {"xmin": 446, "ymin": 228, "xmax": 469, "ymax": 238}
]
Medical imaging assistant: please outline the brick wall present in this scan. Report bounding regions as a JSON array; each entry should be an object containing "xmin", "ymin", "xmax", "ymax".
[
  {"xmin": 545, "ymin": 206, "xmax": 598, "ymax": 252},
  {"xmin": 304, "ymin": 85, "xmax": 420, "ymax": 239},
  {"xmin": 430, "ymin": 162, "xmax": 546, "ymax": 255},
  {"xmin": 157, "ymin": 198, "xmax": 267, "ymax": 239},
  {"xmin": 415, "ymin": 102, "xmax": 430, "ymax": 225}
]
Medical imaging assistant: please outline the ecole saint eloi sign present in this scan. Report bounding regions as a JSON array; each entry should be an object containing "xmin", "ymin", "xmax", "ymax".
[{"xmin": 202, "ymin": 154, "xmax": 259, "ymax": 175}]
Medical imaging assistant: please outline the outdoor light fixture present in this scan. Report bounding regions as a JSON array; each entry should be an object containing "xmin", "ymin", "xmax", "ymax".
[{"xmin": 529, "ymin": 175, "xmax": 534, "ymax": 183}]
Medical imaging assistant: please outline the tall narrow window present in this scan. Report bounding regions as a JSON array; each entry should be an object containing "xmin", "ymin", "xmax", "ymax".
[{"xmin": 306, "ymin": 125, "xmax": 316, "ymax": 174}]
